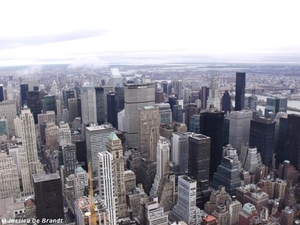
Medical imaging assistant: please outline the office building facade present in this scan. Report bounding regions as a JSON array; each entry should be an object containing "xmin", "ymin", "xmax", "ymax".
[{"xmin": 235, "ymin": 72, "xmax": 246, "ymax": 111}]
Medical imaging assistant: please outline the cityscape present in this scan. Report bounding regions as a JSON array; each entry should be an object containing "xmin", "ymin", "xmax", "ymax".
[
  {"xmin": 1, "ymin": 1, "xmax": 300, "ymax": 225},
  {"xmin": 0, "ymin": 64, "xmax": 300, "ymax": 225}
]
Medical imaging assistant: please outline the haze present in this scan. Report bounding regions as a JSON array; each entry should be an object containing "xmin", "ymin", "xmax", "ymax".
[{"xmin": 1, "ymin": 0, "xmax": 300, "ymax": 66}]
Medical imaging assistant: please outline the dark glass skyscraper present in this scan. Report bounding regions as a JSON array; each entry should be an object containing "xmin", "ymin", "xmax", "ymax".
[
  {"xmin": 199, "ymin": 86, "xmax": 209, "ymax": 110},
  {"xmin": 0, "ymin": 85, "xmax": 4, "ymax": 102},
  {"xmin": 95, "ymin": 87, "xmax": 113, "ymax": 125},
  {"xmin": 20, "ymin": 84, "xmax": 29, "ymax": 108},
  {"xmin": 284, "ymin": 114, "xmax": 300, "ymax": 170},
  {"xmin": 249, "ymin": 117, "xmax": 275, "ymax": 167},
  {"xmin": 107, "ymin": 92, "xmax": 118, "ymax": 128},
  {"xmin": 235, "ymin": 72, "xmax": 246, "ymax": 111},
  {"xmin": 63, "ymin": 89, "xmax": 76, "ymax": 108},
  {"xmin": 200, "ymin": 110, "xmax": 224, "ymax": 178},
  {"xmin": 33, "ymin": 174, "xmax": 64, "ymax": 222},
  {"xmin": 169, "ymin": 95, "xmax": 178, "ymax": 116},
  {"xmin": 43, "ymin": 95, "xmax": 56, "ymax": 114},
  {"xmin": 221, "ymin": 90, "xmax": 231, "ymax": 114},
  {"xmin": 185, "ymin": 103, "xmax": 200, "ymax": 131},
  {"xmin": 265, "ymin": 97, "xmax": 288, "ymax": 118},
  {"xmin": 27, "ymin": 90, "xmax": 41, "ymax": 124},
  {"xmin": 115, "ymin": 86, "xmax": 124, "ymax": 112},
  {"xmin": 172, "ymin": 105, "xmax": 183, "ymax": 123}
]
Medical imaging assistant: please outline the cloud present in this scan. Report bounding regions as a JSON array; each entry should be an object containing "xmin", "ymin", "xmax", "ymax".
[
  {"xmin": 68, "ymin": 56, "xmax": 109, "ymax": 69},
  {"xmin": 0, "ymin": 29, "xmax": 109, "ymax": 50}
]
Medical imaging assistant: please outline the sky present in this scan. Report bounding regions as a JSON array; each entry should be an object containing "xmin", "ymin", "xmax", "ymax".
[{"xmin": 1, "ymin": 0, "xmax": 300, "ymax": 66}]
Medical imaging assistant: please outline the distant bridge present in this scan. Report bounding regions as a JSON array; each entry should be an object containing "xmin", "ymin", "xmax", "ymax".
[{"xmin": 219, "ymin": 85, "xmax": 297, "ymax": 93}]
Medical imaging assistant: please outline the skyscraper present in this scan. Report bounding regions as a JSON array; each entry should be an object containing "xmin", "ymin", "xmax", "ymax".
[
  {"xmin": 171, "ymin": 175, "xmax": 199, "ymax": 225},
  {"xmin": 185, "ymin": 103, "xmax": 200, "ymax": 131},
  {"xmin": 68, "ymin": 98, "xmax": 78, "ymax": 123},
  {"xmin": 106, "ymin": 132, "xmax": 127, "ymax": 218},
  {"xmin": 265, "ymin": 97, "xmax": 288, "ymax": 118},
  {"xmin": 98, "ymin": 151, "xmax": 117, "ymax": 225},
  {"xmin": 284, "ymin": 114, "xmax": 300, "ymax": 170},
  {"xmin": 62, "ymin": 144, "xmax": 77, "ymax": 178},
  {"xmin": 85, "ymin": 124, "xmax": 115, "ymax": 175},
  {"xmin": 206, "ymin": 74, "xmax": 220, "ymax": 110},
  {"xmin": 199, "ymin": 86, "xmax": 209, "ymax": 110},
  {"xmin": 43, "ymin": 95, "xmax": 56, "ymax": 114},
  {"xmin": 115, "ymin": 86, "xmax": 124, "ymax": 112},
  {"xmin": 229, "ymin": 110, "xmax": 252, "ymax": 153},
  {"xmin": 0, "ymin": 100, "xmax": 17, "ymax": 135},
  {"xmin": 172, "ymin": 104, "xmax": 183, "ymax": 123},
  {"xmin": 33, "ymin": 173, "xmax": 64, "ymax": 222},
  {"xmin": 107, "ymin": 92, "xmax": 118, "ymax": 128},
  {"xmin": 20, "ymin": 83, "xmax": 29, "ymax": 108},
  {"xmin": 138, "ymin": 106, "xmax": 160, "ymax": 161},
  {"xmin": 95, "ymin": 86, "xmax": 113, "ymax": 125},
  {"xmin": 221, "ymin": 90, "xmax": 231, "ymax": 114},
  {"xmin": 172, "ymin": 132, "xmax": 191, "ymax": 173},
  {"xmin": 124, "ymin": 83, "xmax": 155, "ymax": 148},
  {"xmin": 0, "ymin": 84, "xmax": 4, "ymax": 102},
  {"xmin": 27, "ymin": 90, "xmax": 41, "ymax": 124},
  {"xmin": 200, "ymin": 110, "xmax": 224, "ymax": 178},
  {"xmin": 235, "ymin": 72, "xmax": 246, "ymax": 111},
  {"xmin": 81, "ymin": 83, "xmax": 97, "ymax": 125},
  {"xmin": 249, "ymin": 117, "xmax": 275, "ymax": 167},
  {"xmin": 169, "ymin": 95, "xmax": 178, "ymax": 117},
  {"xmin": 154, "ymin": 103, "xmax": 172, "ymax": 124},
  {"xmin": 21, "ymin": 108, "xmax": 44, "ymax": 189}
]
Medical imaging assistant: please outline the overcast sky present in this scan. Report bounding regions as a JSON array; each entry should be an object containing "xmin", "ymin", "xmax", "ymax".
[{"xmin": 1, "ymin": 0, "xmax": 300, "ymax": 66}]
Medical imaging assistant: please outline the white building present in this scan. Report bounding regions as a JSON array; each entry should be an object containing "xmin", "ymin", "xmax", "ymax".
[
  {"xmin": 20, "ymin": 108, "xmax": 44, "ymax": 191},
  {"xmin": 0, "ymin": 152, "xmax": 20, "ymax": 199},
  {"xmin": 117, "ymin": 109, "xmax": 125, "ymax": 132},
  {"xmin": 81, "ymin": 83, "xmax": 97, "ymax": 125},
  {"xmin": 140, "ymin": 196, "xmax": 168, "ymax": 225},
  {"xmin": 52, "ymin": 80, "xmax": 58, "ymax": 95},
  {"xmin": 85, "ymin": 124, "xmax": 115, "ymax": 176},
  {"xmin": 74, "ymin": 165, "xmax": 88, "ymax": 198},
  {"xmin": 150, "ymin": 137, "xmax": 170, "ymax": 196},
  {"xmin": 171, "ymin": 175, "xmax": 200, "ymax": 225},
  {"xmin": 59, "ymin": 121, "xmax": 71, "ymax": 146},
  {"xmin": 110, "ymin": 68, "xmax": 123, "ymax": 89},
  {"xmin": 98, "ymin": 151, "xmax": 117, "ymax": 225}
]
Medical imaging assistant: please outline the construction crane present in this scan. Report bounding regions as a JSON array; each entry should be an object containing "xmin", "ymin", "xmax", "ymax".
[{"xmin": 88, "ymin": 162, "xmax": 97, "ymax": 225}]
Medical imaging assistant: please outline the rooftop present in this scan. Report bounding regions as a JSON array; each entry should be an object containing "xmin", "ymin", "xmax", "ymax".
[{"xmin": 33, "ymin": 173, "xmax": 60, "ymax": 183}]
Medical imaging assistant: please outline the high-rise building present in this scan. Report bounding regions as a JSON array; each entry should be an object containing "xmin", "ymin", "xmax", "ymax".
[
  {"xmin": 138, "ymin": 106, "xmax": 160, "ymax": 161},
  {"xmin": 68, "ymin": 98, "xmax": 78, "ymax": 123},
  {"xmin": 20, "ymin": 83, "xmax": 29, "ymax": 108},
  {"xmin": 95, "ymin": 86, "xmax": 113, "ymax": 125},
  {"xmin": 154, "ymin": 103, "xmax": 172, "ymax": 124},
  {"xmin": 63, "ymin": 89, "xmax": 76, "ymax": 108},
  {"xmin": 0, "ymin": 84, "xmax": 4, "ymax": 102},
  {"xmin": 98, "ymin": 151, "xmax": 117, "ymax": 225},
  {"xmin": 85, "ymin": 124, "xmax": 115, "ymax": 175},
  {"xmin": 238, "ymin": 203, "xmax": 258, "ymax": 225},
  {"xmin": 124, "ymin": 83, "xmax": 155, "ymax": 148},
  {"xmin": 0, "ymin": 100, "xmax": 17, "ymax": 136},
  {"xmin": 280, "ymin": 206, "xmax": 295, "ymax": 225},
  {"xmin": 235, "ymin": 72, "xmax": 246, "ymax": 111},
  {"xmin": 199, "ymin": 86, "xmax": 209, "ymax": 110},
  {"xmin": 172, "ymin": 132, "xmax": 192, "ymax": 173},
  {"xmin": 212, "ymin": 146, "xmax": 242, "ymax": 195},
  {"xmin": 107, "ymin": 92, "xmax": 118, "ymax": 128},
  {"xmin": 21, "ymin": 108, "xmax": 44, "ymax": 188},
  {"xmin": 265, "ymin": 97, "xmax": 288, "ymax": 118},
  {"xmin": 43, "ymin": 95, "xmax": 56, "ymax": 114},
  {"xmin": 229, "ymin": 110, "xmax": 252, "ymax": 153},
  {"xmin": 59, "ymin": 121, "xmax": 71, "ymax": 145},
  {"xmin": 115, "ymin": 86, "xmax": 124, "ymax": 112},
  {"xmin": 171, "ymin": 175, "xmax": 200, "ymax": 225},
  {"xmin": 51, "ymin": 80, "xmax": 58, "ymax": 95},
  {"xmin": 106, "ymin": 132, "xmax": 127, "ymax": 218},
  {"xmin": 249, "ymin": 117, "xmax": 275, "ymax": 167},
  {"xmin": 155, "ymin": 90, "xmax": 165, "ymax": 103},
  {"xmin": 110, "ymin": 68, "xmax": 123, "ymax": 88},
  {"xmin": 73, "ymin": 165, "xmax": 88, "ymax": 198},
  {"xmin": 221, "ymin": 90, "xmax": 231, "ymax": 114},
  {"xmin": 283, "ymin": 114, "xmax": 300, "ymax": 170},
  {"xmin": 0, "ymin": 117, "xmax": 8, "ymax": 140},
  {"xmin": 206, "ymin": 74, "xmax": 220, "ymax": 110},
  {"xmin": 33, "ymin": 173, "xmax": 64, "ymax": 222},
  {"xmin": 169, "ymin": 95, "xmax": 178, "ymax": 116},
  {"xmin": 75, "ymin": 139, "xmax": 87, "ymax": 171},
  {"xmin": 62, "ymin": 144, "xmax": 77, "ymax": 178},
  {"xmin": 26, "ymin": 90, "xmax": 41, "ymax": 124},
  {"xmin": 200, "ymin": 110, "xmax": 224, "ymax": 178},
  {"xmin": 190, "ymin": 114, "xmax": 200, "ymax": 134},
  {"xmin": 185, "ymin": 103, "xmax": 200, "ymax": 131},
  {"xmin": 173, "ymin": 105, "xmax": 183, "ymax": 123},
  {"xmin": 0, "ymin": 152, "xmax": 20, "ymax": 199},
  {"xmin": 81, "ymin": 83, "xmax": 97, "ymax": 124}
]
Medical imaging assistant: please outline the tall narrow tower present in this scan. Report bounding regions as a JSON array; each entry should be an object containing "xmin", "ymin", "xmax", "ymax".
[
  {"xmin": 235, "ymin": 72, "xmax": 246, "ymax": 111},
  {"xmin": 20, "ymin": 108, "xmax": 44, "ymax": 187},
  {"xmin": 106, "ymin": 132, "xmax": 128, "ymax": 218},
  {"xmin": 81, "ymin": 83, "xmax": 97, "ymax": 124},
  {"xmin": 206, "ymin": 74, "xmax": 220, "ymax": 110}
]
